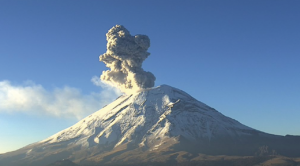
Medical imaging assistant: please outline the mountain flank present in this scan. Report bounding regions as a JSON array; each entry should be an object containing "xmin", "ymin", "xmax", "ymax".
[{"xmin": 1, "ymin": 85, "xmax": 299, "ymax": 166}]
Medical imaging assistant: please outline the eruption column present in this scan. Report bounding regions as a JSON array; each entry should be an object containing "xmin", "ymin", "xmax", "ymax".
[{"xmin": 99, "ymin": 25, "xmax": 156, "ymax": 94}]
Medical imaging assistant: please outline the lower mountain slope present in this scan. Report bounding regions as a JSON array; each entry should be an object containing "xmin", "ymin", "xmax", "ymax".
[{"xmin": 0, "ymin": 85, "xmax": 299, "ymax": 166}]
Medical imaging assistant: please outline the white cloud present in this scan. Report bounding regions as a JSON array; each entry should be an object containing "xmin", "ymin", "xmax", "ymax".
[{"xmin": 0, "ymin": 77, "xmax": 122, "ymax": 120}]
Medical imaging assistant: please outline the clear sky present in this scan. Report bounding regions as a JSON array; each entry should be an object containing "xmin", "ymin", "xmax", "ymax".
[{"xmin": 0, "ymin": 0, "xmax": 299, "ymax": 154}]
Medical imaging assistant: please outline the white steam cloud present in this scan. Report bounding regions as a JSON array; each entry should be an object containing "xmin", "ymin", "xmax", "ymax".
[
  {"xmin": 0, "ymin": 78, "xmax": 121, "ymax": 119},
  {"xmin": 99, "ymin": 25, "xmax": 156, "ymax": 94}
]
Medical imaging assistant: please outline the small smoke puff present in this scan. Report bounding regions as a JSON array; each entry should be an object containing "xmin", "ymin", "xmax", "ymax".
[{"xmin": 99, "ymin": 25, "xmax": 156, "ymax": 94}]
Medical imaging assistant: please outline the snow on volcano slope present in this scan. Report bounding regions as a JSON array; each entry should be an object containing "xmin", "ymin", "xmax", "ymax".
[
  {"xmin": 40, "ymin": 84, "xmax": 257, "ymax": 150},
  {"xmin": 1, "ymin": 85, "xmax": 300, "ymax": 166}
]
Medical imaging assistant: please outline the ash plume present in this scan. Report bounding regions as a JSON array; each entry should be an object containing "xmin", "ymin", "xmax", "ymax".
[{"xmin": 99, "ymin": 25, "xmax": 156, "ymax": 94}]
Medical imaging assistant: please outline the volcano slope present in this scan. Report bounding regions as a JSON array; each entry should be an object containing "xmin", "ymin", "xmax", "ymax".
[{"xmin": 0, "ymin": 85, "xmax": 299, "ymax": 166}]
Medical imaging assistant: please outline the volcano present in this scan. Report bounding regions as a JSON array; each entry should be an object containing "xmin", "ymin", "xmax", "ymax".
[{"xmin": 1, "ymin": 85, "xmax": 299, "ymax": 166}]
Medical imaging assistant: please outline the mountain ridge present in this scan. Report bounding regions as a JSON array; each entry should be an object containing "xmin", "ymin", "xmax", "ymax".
[
  {"xmin": 40, "ymin": 84, "xmax": 258, "ymax": 148},
  {"xmin": 1, "ymin": 84, "xmax": 299, "ymax": 166}
]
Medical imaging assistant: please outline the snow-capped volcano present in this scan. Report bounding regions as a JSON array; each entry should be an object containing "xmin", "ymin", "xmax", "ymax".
[
  {"xmin": 1, "ymin": 85, "xmax": 299, "ymax": 166},
  {"xmin": 41, "ymin": 85, "xmax": 255, "ymax": 148}
]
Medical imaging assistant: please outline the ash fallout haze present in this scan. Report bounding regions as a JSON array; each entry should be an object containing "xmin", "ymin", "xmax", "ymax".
[{"xmin": 0, "ymin": 0, "xmax": 300, "ymax": 155}]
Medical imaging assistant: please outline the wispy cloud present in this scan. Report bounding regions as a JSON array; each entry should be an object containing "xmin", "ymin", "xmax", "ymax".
[{"xmin": 0, "ymin": 77, "xmax": 122, "ymax": 120}]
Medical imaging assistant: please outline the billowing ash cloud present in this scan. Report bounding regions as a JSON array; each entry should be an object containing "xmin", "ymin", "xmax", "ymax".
[{"xmin": 99, "ymin": 25, "xmax": 156, "ymax": 94}]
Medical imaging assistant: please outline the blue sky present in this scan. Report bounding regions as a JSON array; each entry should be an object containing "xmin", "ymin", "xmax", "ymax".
[{"xmin": 0, "ymin": 0, "xmax": 299, "ymax": 154}]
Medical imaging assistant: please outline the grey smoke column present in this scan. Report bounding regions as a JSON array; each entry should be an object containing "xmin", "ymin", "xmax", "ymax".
[{"xmin": 99, "ymin": 25, "xmax": 156, "ymax": 93}]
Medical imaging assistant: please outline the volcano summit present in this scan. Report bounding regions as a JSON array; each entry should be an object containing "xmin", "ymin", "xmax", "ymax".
[{"xmin": 1, "ymin": 85, "xmax": 300, "ymax": 166}]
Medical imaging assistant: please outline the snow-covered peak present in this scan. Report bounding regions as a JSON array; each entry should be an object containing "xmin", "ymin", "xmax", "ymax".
[
  {"xmin": 40, "ymin": 84, "xmax": 256, "ymax": 150},
  {"xmin": 5, "ymin": 84, "xmax": 297, "ymax": 166}
]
